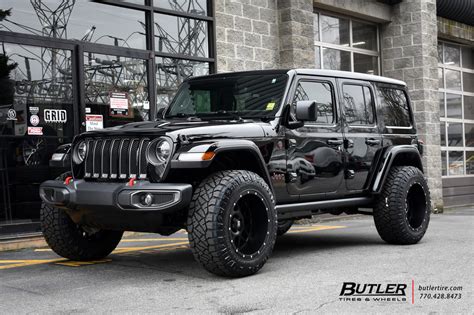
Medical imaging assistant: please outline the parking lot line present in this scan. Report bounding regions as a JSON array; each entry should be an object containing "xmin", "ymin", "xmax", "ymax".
[
  {"xmin": 111, "ymin": 241, "xmax": 189, "ymax": 254},
  {"xmin": 0, "ymin": 225, "xmax": 346, "ymax": 270},
  {"xmin": 287, "ymin": 225, "xmax": 346, "ymax": 234},
  {"xmin": 55, "ymin": 259, "xmax": 112, "ymax": 267},
  {"xmin": 120, "ymin": 238, "xmax": 188, "ymax": 242},
  {"xmin": 0, "ymin": 259, "xmax": 66, "ymax": 270}
]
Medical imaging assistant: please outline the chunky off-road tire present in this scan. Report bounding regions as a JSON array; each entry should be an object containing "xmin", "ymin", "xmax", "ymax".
[
  {"xmin": 187, "ymin": 170, "xmax": 277, "ymax": 277},
  {"xmin": 277, "ymin": 219, "xmax": 293, "ymax": 236},
  {"xmin": 374, "ymin": 166, "xmax": 431, "ymax": 245},
  {"xmin": 40, "ymin": 173, "xmax": 123, "ymax": 260}
]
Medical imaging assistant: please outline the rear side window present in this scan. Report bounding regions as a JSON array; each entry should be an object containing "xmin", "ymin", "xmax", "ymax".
[
  {"xmin": 342, "ymin": 84, "xmax": 375, "ymax": 125},
  {"xmin": 292, "ymin": 81, "xmax": 335, "ymax": 124},
  {"xmin": 377, "ymin": 87, "xmax": 412, "ymax": 127}
]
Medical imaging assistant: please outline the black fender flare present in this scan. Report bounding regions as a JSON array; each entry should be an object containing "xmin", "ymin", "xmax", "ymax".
[
  {"xmin": 171, "ymin": 139, "xmax": 274, "ymax": 193},
  {"xmin": 371, "ymin": 145, "xmax": 423, "ymax": 193}
]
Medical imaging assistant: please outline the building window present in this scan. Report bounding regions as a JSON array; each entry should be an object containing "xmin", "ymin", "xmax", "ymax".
[
  {"xmin": 0, "ymin": 0, "xmax": 147, "ymax": 48},
  {"xmin": 0, "ymin": 1, "xmax": 215, "ymax": 235},
  {"xmin": 438, "ymin": 41, "xmax": 474, "ymax": 176},
  {"xmin": 314, "ymin": 12, "xmax": 379, "ymax": 75},
  {"xmin": 0, "ymin": 0, "xmax": 216, "ymax": 108}
]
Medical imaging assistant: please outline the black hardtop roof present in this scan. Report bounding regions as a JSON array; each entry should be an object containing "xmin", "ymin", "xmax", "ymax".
[{"xmin": 188, "ymin": 69, "xmax": 406, "ymax": 86}]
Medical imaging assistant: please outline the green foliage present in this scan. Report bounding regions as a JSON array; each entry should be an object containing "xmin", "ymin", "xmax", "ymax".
[
  {"xmin": 0, "ymin": 8, "xmax": 12, "ymax": 22},
  {"xmin": 0, "ymin": 53, "xmax": 18, "ymax": 78}
]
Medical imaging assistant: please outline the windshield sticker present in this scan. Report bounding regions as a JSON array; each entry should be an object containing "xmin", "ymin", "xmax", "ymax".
[{"xmin": 266, "ymin": 102, "xmax": 275, "ymax": 110}]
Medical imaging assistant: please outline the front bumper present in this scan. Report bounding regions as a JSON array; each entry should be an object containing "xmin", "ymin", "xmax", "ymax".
[{"xmin": 39, "ymin": 179, "xmax": 193, "ymax": 213}]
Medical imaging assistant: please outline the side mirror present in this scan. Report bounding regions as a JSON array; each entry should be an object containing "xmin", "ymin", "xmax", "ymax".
[
  {"xmin": 295, "ymin": 100, "xmax": 316, "ymax": 121},
  {"xmin": 156, "ymin": 107, "xmax": 166, "ymax": 120}
]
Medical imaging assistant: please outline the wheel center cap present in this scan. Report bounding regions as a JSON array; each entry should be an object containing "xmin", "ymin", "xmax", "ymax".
[{"xmin": 231, "ymin": 215, "xmax": 244, "ymax": 234}]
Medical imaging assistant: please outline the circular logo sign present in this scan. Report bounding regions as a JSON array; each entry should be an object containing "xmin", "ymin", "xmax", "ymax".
[
  {"xmin": 7, "ymin": 109, "xmax": 17, "ymax": 120},
  {"xmin": 30, "ymin": 114, "xmax": 40, "ymax": 126}
]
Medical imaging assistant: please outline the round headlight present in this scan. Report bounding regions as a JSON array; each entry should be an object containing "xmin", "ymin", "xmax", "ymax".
[
  {"xmin": 156, "ymin": 140, "xmax": 171, "ymax": 163},
  {"xmin": 147, "ymin": 138, "xmax": 173, "ymax": 166},
  {"xmin": 74, "ymin": 141, "xmax": 87, "ymax": 164}
]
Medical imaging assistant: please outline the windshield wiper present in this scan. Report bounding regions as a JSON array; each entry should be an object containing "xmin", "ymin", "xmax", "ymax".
[
  {"xmin": 203, "ymin": 110, "xmax": 244, "ymax": 122},
  {"xmin": 167, "ymin": 112, "xmax": 201, "ymax": 121}
]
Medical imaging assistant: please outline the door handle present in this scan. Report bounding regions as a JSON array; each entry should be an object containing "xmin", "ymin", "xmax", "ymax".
[
  {"xmin": 365, "ymin": 138, "xmax": 381, "ymax": 146},
  {"xmin": 327, "ymin": 139, "xmax": 343, "ymax": 146}
]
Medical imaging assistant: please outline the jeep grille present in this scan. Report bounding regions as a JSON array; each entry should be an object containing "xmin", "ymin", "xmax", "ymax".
[{"xmin": 83, "ymin": 137, "xmax": 150, "ymax": 180}]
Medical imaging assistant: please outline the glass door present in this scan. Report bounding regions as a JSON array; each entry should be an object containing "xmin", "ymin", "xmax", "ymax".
[
  {"xmin": 0, "ymin": 40, "xmax": 77, "ymax": 236},
  {"xmin": 82, "ymin": 51, "xmax": 151, "ymax": 131}
]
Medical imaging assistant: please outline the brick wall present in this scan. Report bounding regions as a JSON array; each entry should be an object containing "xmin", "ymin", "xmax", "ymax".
[{"xmin": 215, "ymin": 0, "xmax": 279, "ymax": 72}]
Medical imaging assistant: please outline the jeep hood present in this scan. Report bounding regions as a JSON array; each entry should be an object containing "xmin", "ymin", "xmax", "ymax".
[{"xmin": 80, "ymin": 119, "xmax": 270, "ymax": 141}]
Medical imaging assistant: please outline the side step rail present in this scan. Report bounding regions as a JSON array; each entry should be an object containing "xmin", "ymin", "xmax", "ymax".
[{"xmin": 276, "ymin": 197, "xmax": 373, "ymax": 219}]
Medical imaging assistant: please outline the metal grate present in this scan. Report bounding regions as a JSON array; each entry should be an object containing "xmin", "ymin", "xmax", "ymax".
[{"xmin": 84, "ymin": 137, "xmax": 149, "ymax": 180}]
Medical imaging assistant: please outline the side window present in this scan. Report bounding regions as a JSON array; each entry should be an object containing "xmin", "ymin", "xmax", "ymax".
[
  {"xmin": 292, "ymin": 81, "xmax": 334, "ymax": 124},
  {"xmin": 377, "ymin": 87, "xmax": 412, "ymax": 127},
  {"xmin": 342, "ymin": 84, "xmax": 375, "ymax": 125}
]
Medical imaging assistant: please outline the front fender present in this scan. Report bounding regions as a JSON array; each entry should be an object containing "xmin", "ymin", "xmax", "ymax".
[
  {"xmin": 371, "ymin": 145, "xmax": 423, "ymax": 193},
  {"xmin": 171, "ymin": 139, "xmax": 273, "ymax": 191}
]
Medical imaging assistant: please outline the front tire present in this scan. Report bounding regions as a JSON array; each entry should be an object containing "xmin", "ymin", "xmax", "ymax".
[
  {"xmin": 40, "ymin": 173, "xmax": 123, "ymax": 261},
  {"xmin": 187, "ymin": 170, "xmax": 277, "ymax": 277},
  {"xmin": 374, "ymin": 166, "xmax": 431, "ymax": 245}
]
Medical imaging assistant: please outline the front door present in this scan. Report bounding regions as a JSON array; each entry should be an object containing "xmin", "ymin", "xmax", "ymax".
[
  {"xmin": 338, "ymin": 79, "xmax": 382, "ymax": 191},
  {"xmin": 286, "ymin": 77, "xmax": 344, "ymax": 198}
]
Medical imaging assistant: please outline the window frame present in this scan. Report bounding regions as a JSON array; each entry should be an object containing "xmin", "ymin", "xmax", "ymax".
[
  {"xmin": 313, "ymin": 10, "xmax": 380, "ymax": 74},
  {"xmin": 291, "ymin": 78, "xmax": 338, "ymax": 127},
  {"xmin": 377, "ymin": 86, "xmax": 414, "ymax": 130},
  {"xmin": 438, "ymin": 40, "xmax": 474, "ymax": 178},
  {"xmin": 341, "ymin": 82, "xmax": 377, "ymax": 128}
]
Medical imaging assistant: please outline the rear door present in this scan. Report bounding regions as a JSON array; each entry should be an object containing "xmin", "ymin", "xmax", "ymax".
[
  {"xmin": 338, "ymin": 79, "xmax": 382, "ymax": 192},
  {"xmin": 286, "ymin": 76, "xmax": 344, "ymax": 198}
]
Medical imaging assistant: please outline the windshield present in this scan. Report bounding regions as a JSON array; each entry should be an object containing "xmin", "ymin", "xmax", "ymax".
[{"xmin": 165, "ymin": 73, "xmax": 288, "ymax": 119}]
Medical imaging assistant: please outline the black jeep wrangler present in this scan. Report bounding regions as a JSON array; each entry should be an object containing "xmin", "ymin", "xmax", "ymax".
[{"xmin": 40, "ymin": 69, "xmax": 430, "ymax": 277}]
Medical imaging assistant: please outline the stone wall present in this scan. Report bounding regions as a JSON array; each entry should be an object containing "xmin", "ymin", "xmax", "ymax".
[
  {"xmin": 215, "ymin": 0, "xmax": 280, "ymax": 72},
  {"xmin": 277, "ymin": 0, "xmax": 315, "ymax": 68},
  {"xmin": 381, "ymin": 0, "xmax": 443, "ymax": 211}
]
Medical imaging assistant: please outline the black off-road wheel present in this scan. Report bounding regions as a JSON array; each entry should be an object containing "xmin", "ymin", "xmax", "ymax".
[
  {"xmin": 187, "ymin": 170, "xmax": 277, "ymax": 277},
  {"xmin": 277, "ymin": 219, "xmax": 293, "ymax": 236},
  {"xmin": 374, "ymin": 166, "xmax": 431, "ymax": 245},
  {"xmin": 40, "ymin": 173, "xmax": 123, "ymax": 261}
]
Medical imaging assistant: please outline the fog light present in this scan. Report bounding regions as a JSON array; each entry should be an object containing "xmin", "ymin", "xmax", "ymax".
[{"xmin": 141, "ymin": 193, "xmax": 154, "ymax": 206}]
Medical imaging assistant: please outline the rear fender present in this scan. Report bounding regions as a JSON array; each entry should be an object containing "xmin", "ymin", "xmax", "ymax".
[{"xmin": 371, "ymin": 145, "xmax": 423, "ymax": 193}]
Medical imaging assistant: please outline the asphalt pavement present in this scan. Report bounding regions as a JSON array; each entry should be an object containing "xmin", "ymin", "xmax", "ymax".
[{"xmin": 0, "ymin": 208, "xmax": 472, "ymax": 314}]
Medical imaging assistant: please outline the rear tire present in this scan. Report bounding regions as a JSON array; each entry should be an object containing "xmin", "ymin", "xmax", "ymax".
[
  {"xmin": 40, "ymin": 173, "xmax": 123, "ymax": 260},
  {"xmin": 187, "ymin": 170, "xmax": 277, "ymax": 277},
  {"xmin": 374, "ymin": 166, "xmax": 430, "ymax": 245},
  {"xmin": 277, "ymin": 219, "xmax": 293, "ymax": 236}
]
